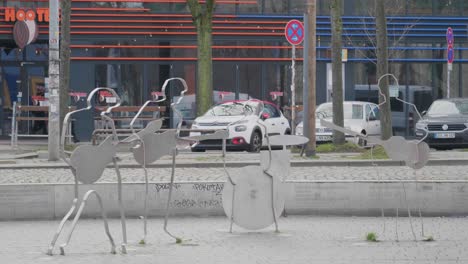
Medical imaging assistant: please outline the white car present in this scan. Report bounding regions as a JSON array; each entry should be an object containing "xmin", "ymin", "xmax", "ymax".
[
  {"xmin": 190, "ymin": 100, "xmax": 291, "ymax": 152},
  {"xmin": 295, "ymin": 101, "xmax": 381, "ymax": 146}
]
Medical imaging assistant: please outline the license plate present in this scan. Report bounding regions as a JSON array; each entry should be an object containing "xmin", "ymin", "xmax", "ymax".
[
  {"xmin": 434, "ymin": 133, "xmax": 455, "ymax": 139},
  {"xmin": 317, "ymin": 136, "xmax": 332, "ymax": 141}
]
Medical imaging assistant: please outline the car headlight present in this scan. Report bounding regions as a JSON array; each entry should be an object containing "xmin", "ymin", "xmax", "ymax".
[
  {"xmin": 415, "ymin": 122, "xmax": 427, "ymax": 130},
  {"xmin": 235, "ymin": 125, "xmax": 247, "ymax": 132}
]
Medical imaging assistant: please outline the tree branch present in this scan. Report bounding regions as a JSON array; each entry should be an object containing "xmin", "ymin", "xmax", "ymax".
[{"xmin": 186, "ymin": 0, "xmax": 202, "ymax": 24}]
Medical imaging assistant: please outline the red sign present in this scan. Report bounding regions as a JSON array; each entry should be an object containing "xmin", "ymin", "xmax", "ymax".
[
  {"xmin": 285, "ymin": 20, "xmax": 304, "ymax": 46},
  {"xmin": 4, "ymin": 8, "xmax": 49, "ymax": 22},
  {"xmin": 447, "ymin": 45, "xmax": 454, "ymax": 64},
  {"xmin": 446, "ymin": 27, "xmax": 454, "ymax": 46}
]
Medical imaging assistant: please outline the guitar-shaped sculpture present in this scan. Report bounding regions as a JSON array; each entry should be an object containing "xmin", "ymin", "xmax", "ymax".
[
  {"xmin": 47, "ymin": 87, "xmax": 122, "ymax": 256},
  {"xmin": 320, "ymin": 119, "xmax": 430, "ymax": 169},
  {"xmin": 160, "ymin": 78, "xmax": 230, "ymax": 243},
  {"xmin": 222, "ymin": 101, "xmax": 309, "ymax": 232},
  {"xmin": 320, "ymin": 73, "xmax": 431, "ymax": 241},
  {"xmin": 120, "ymin": 82, "xmax": 174, "ymax": 245}
]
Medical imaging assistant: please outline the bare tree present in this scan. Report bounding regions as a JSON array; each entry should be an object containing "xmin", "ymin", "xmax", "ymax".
[
  {"xmin": 304, "ymin": 0, "xmax": 317, "ymax": 156},
  {"xmin": 331, "ymin": 0, "xmax": 345, "ymax": 144},
  {"xmin": 376, "ymin": 0, "xmax": 392, "ymax": 140},
  {"xmin": 187, "ymin": 0, "xmax": 215, "ymax": 116}
]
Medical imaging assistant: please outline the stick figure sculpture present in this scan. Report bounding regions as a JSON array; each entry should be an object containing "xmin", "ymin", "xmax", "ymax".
[
  {"xmin": 161, "ymin": 78, "xmax": 229, "ymax": 243},
  {"xmin": 320, "ymin": 73, "xmax": 431, "ymax": 241},
  {"xmin": 120, "ymin": 81, "xmax": 174, "ymax": 245},
  {"xmin": 47, "ymin": 87, "xmax": 123, "ymax": 255},
  {"xmin": 222, "ymin": 101, "xmax": 309, "ymax": 232}
]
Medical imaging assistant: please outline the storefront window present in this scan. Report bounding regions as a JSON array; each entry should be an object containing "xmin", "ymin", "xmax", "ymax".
[{"xmin": 239, "ymin": 64, "xmax": 261, "ymax": 100}]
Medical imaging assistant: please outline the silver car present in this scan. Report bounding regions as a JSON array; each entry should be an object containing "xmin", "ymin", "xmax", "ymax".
[{"xmin": 415, "ymin": 98, "xmax": 468, "ymax": 149}]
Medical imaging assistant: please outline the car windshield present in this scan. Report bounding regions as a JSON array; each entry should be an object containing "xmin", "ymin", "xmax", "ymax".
[
  {"xmin": 427, "ymin": 100, "xmax": 468, "ymax": 116},
  {"xmin": 316, "ymin": 103, "xmax": 363, "ymax": 120},
  {"xmin": 205, "ymin": 101, "xmax": 260, "ymax": 116}
]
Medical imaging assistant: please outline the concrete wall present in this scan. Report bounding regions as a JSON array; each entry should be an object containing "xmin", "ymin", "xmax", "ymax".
[{"xmin": 1, "ymin": 181, "xmax": 467, "ymax": 220}]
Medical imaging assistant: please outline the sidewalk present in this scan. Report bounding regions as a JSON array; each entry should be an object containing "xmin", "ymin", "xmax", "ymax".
[
  {"xmin": 1, "ymin": 138, "xmax": 468, "ymax": 168},
  {"xmin": 1, "ymin": 216, "xmax": 467, "ymax": 264}
]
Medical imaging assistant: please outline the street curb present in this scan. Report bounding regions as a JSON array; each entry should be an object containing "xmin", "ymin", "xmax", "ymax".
[{"xmin": 0, "ymin": 158, "xmax": 466, "ymax": 169}]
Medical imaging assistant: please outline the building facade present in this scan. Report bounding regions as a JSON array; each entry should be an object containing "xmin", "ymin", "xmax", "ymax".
[{"xmin": 0, "ymin": 0, "xmax": 467, "ymax": 140}]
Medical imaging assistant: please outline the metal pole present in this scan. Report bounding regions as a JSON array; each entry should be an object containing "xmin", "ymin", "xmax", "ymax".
[
  {"xmin": 291, "ymin": 45, "xmax": 296, "ymax": 135},
  {"xmin": 447, "ymin": 64, "xmax": 451, "ymax": 98},
  {"xmin": 303, "ymin": 14, "xmax": 309, "ymax": 140},
  {"xmin": 48, "ymin": 0, "xmax": 60, "ymax": 160}
]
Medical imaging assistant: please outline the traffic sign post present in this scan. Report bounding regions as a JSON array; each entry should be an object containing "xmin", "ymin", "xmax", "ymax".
[
  {"xmin": 446, "ymin": 27, "xmax": 454, "ymax": 98},
  {"xmin": 285, "ymin": 20, "xmax": 304, "ymax": 135}
]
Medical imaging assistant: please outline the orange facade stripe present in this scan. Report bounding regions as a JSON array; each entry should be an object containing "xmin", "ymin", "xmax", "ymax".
[
  {"xmin": 68, "ymin": 25, "xmax": 283, "ymax": 30},
  {"xmin": 71, "ymin": 57, "xmax": 303, "ymax": 61},
  {"xmin": 70, "ymin": 44, "xmax": 303, "ymax": 49}
]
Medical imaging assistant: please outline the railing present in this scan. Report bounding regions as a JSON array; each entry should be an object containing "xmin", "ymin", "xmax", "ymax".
[{"xmin": 10, "ymin": 102, "xmax": 76, "ymax": 148}]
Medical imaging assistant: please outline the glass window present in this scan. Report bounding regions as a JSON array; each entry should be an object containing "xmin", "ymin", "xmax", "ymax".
[
  {"xmin": 407, "ymin": 0, "xmax": 432, "ymax": 15},
  {"xmin": 264, "ymin": 0, "xmax": 287, "ymax": 13},
  {"xmin": 427, "ymin": 100, "xmax": 468, "ymax": 116},
  {"xmin": 316, "ymin": 103, "xmax": 363, "ymax": 120},
  {"xmin": 238, "ymin": 1, "xmax": 261, "ymax": 13},
  {"xmin": 239, "ymin": 64, "xmax": 261, "ymax": 100},
  {"xmin": 434, "ymin": 0, "xmax": 463, "ymax": 15},
  {"xmin": 263, "ymin": 104, "xmax": 280, "ymax": 118}
]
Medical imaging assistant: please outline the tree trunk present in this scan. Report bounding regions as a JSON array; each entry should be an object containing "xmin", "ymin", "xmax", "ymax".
[
  {"xmin": 59, "ymin": 0, "xmax": 71, "ymax": 131},
  {"xmin": 376, "ymin": 0, "xmax": 393, "ymax": 140},
  {"xmin": 187, "ymin": 0, "xmax": 214, "ymax": 117},
  {"xmin": 304, "ymin": 0, "xmax": 316, "ymax": 156},
  {"xmin": 196, "ymin": 15, "xmax": 213, "ymax": 116},
  {"xmin": 331, "ymin": 0, "xmax": 345, "ymax": 145}
]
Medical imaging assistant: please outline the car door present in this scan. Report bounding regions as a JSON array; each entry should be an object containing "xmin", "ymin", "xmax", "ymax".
[
  {"xmin": 262, "ymin": 104, "xmax": 284, "ymax": 136},
  {"xmin": 365, "ymin": 104, "xmax": 381, "ymax": 136}
]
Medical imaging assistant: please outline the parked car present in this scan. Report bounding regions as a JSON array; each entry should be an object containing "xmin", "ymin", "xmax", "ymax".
[
  {"xmin": 354, "ymin": 84, "xmax": 433, "ymax": 135},
  {"xmin": 415, "ymin": 98, "xmax": 468, "ymax": 149},
  {"xmin": 295, "ymin": 101, "xmax": 381, "ymax": 146},
  {"xmin": 190, "ymin": 100, "xmax": 291, "ymax": 152}
]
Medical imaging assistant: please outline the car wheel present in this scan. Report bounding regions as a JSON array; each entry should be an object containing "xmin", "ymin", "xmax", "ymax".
[{"xmin": 248, "ymin": 131, "xmax": 262, "ymax": 153}]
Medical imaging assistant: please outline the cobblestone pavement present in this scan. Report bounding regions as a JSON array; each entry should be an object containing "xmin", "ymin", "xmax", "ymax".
[
  {"xmin": 1, "ymin": 216, "xmax": 468, "ymax": 264},
  {"xmin": 1, "ymin": 164, "xmax": 468, "ymax": 184}
]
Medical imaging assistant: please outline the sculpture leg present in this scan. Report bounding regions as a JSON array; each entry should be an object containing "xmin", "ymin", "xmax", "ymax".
[
  {"xmin": 414, "ymin": 170, "xmax": 425, "ymax": 237},
  {"xmin": 59, "ymin": 190, "xmax": 116, "ymax": 255},
  {"xmin": 163, "ymin": 149, "xmax": 182, "ymax": 243},
  {"xmin": 401, "ymin": 181, "xmax": 417, "ymax": 241},
  {"xmin": 265, "ymin": 171, "xmax": 279, "ymax": 233},
  {"xmin": 395, "ymin": 207, "xmax": 399, "ymax": 242},
  {"xmin": 271, "ymin": 177, "xmax": 279, "ymax": 232},
  {"xmin": 113, "ymin": 158, "xmax": 127, "ymax": 253},
  {"xmin": 47, "ymin": 198, "xmax": 78, "ymax": 255},
  {"xmin": 140, "ymin": 166, "xmax": 149, "ymax": 244}
]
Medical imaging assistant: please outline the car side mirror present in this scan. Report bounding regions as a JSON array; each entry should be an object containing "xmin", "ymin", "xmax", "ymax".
[
  {"xmin": 261, "ymin": 113, "xmax": 270, "ymax": 120},
  {"xmin": 421, "ymin": 110, "xmax": 427, "ymax": 116}
]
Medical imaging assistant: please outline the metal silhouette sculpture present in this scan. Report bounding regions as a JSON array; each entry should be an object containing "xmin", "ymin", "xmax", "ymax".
[
  {"xmin": 222, "ymin": 102, "xmax": 309, "ymax": 232},
  {"xmin": 161, "ymin": 78, "xmax": 229, "ymax": 243},
  {"xmin": 120, "ymin": 80, "xmax": 176, "ymax": 245},
  {"xmin": 320, "ymin": 73, "xmax": 431, "ymax": 241},
  {"xmin": 47, "ymin": 87, "xmax": 122, "ymax": 255}
]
